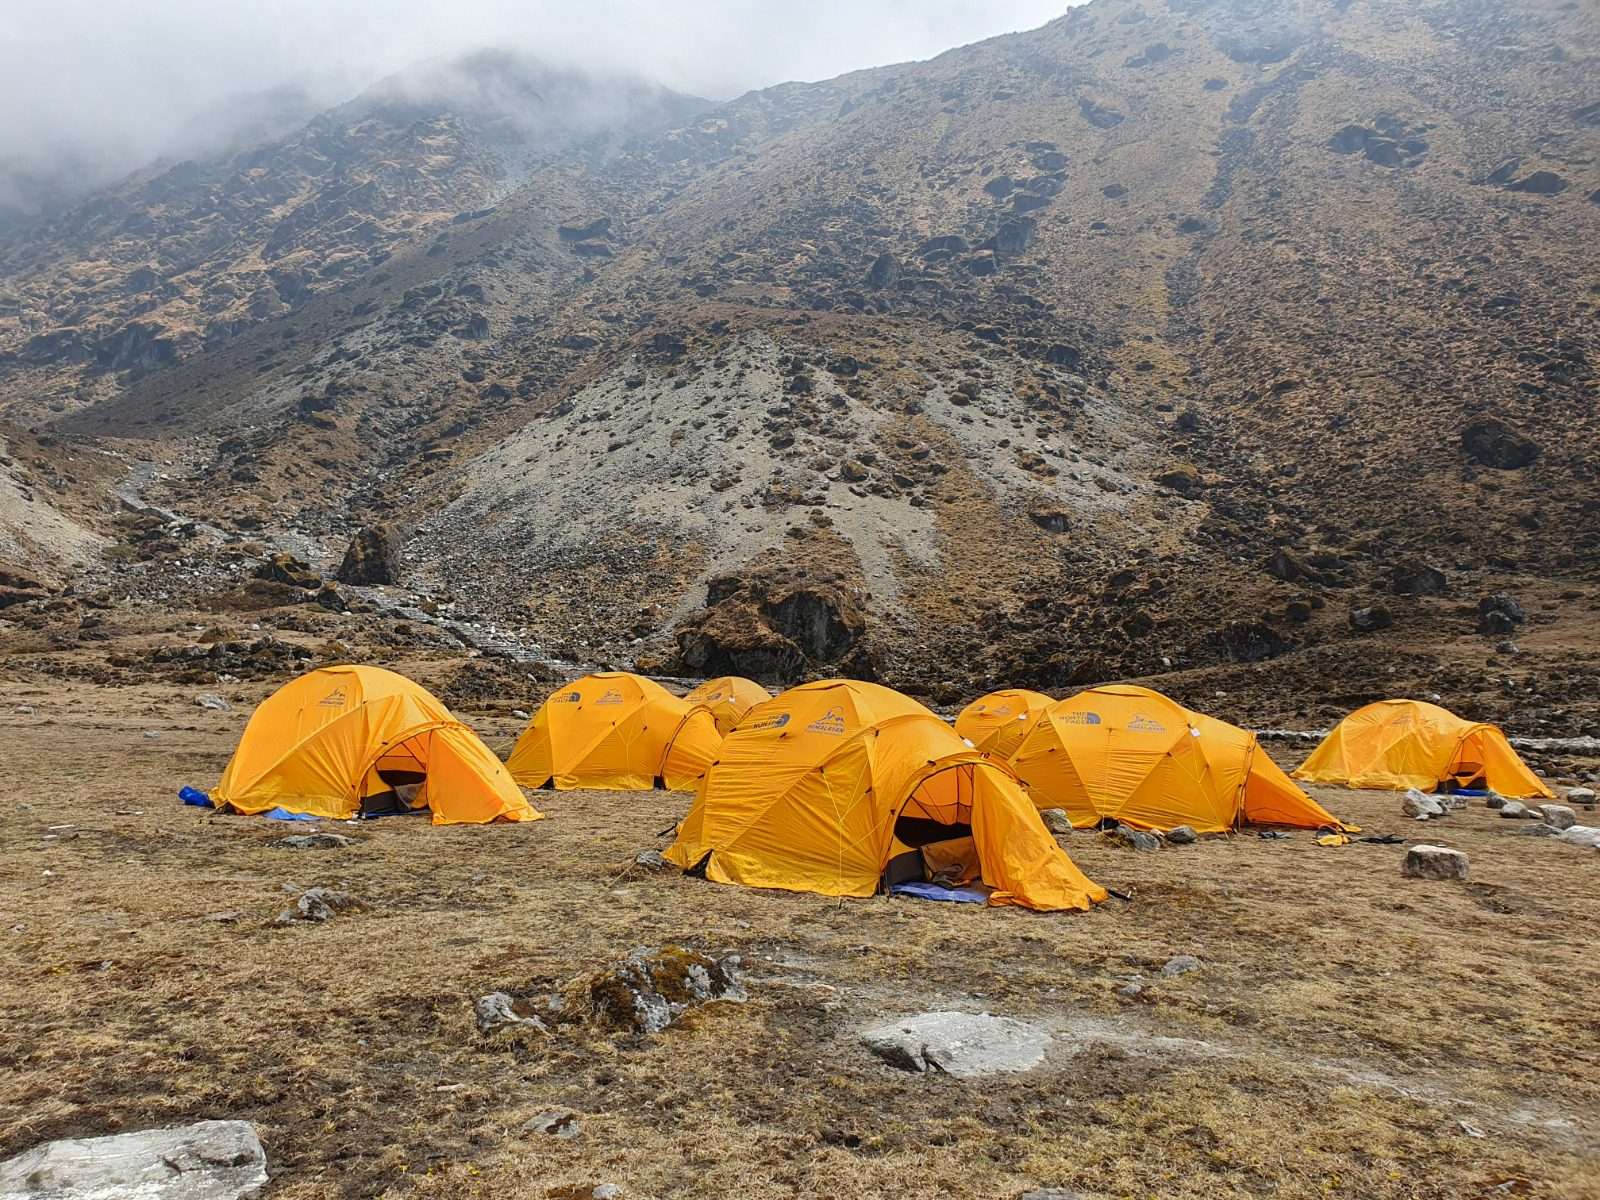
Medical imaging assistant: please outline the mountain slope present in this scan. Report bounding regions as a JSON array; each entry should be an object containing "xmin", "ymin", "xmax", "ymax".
[{"xmin": 1, "ymin": 0, "xmax": 1597, "ymax": 713}]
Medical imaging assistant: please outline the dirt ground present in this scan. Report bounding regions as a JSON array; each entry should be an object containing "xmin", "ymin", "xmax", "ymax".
[{"xmin": 2, "ymin": 675, "xmax": 1597, "ymax": 1200}]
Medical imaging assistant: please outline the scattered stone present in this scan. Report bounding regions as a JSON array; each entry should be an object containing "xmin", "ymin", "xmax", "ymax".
[
  {"xmin": 524, "ymin": 1111, "xmax": 581, "ymax": 1140},
  {"xmin": 194, "ymin": 692, "xmax": 231, "ymax": 711},
  {"xmin": 143, "ymin": 730, "xmax": 161, "ymax": 740},
  {"xmin": 1039, "ymin": 808, "xmax": 1074, "ymax": 835},
  {"xmin": 1485, "ymin": 792, "xmax": 1507, "ymax": 810},
  {"xmin": 1557, "ymin": 826, "xmax": 1600, "ymax": 849},
  {"xmin": 1539, "ymin": 804, "xmax": 1577, "ymax": 831},
  {"xmin": 1021, "ymin": 1190, "xmax": 1082, "ymax": 1200},
  {"xmin": 1565, "ymin": 787, "xmax": 1596, "ymax": 805},
  {"xmin": 593, "ymin": 1186, "xmax": 622, "ymax": 1200},
  {"xmin": 1402, "ymin": 789, "xmax": 1446, "ymax": 819},
  {"xmin": 0, "ymin": 1119, "xmax": 267, "ymax": 1200},
  {"xmin": 1498, "ymin": 801, "xmax": 1529, "ymax": 819},
  {"xmin": 1402, "ymin": 845, "xmax": 1468, "ymax": 880},
  {"xmin": 1161, "ymin": 955, "xmax": 1202, "ymax": 977},
  {"xmin": 1164, "ymin": 825, "xmax": 1197, "ymax": 845},
  {"xmin": 1115, "ymin": 982, "xmax": 1143, "ymax": 999},
  {"xmin": 475, "ymin": 992, "xmax": 549, "ymax": 1035},
  {"xmin": 633, "ymin": 849, "xmax": 673, "ymax": 870},
  {"xmin": 490, "ymin": 945, "xmax": 746, "ymax": 1038},
  {"xmin": 15, "ymin": 704, "xmax": 34, "ymax": 715},
  {"xmin": 274, "ymin": 833, "xmax": 356, "ymax": 849},
  {"xmin": 512, "ymin": 709, "xmax": 530, "ymax": 720},
  {"xmin": 1477, "ymin": 593, "xmax": 1527, "ymax": 635},
  {"xmin": 1348, "ymin": 605, "xmax": 1394, "ymax": 633},
  {"xmin": 276, "ymin": 887, "xmax": 360, "ymax": 924},
  {"xmin": 1107, "ymin": 823, "xmax": 1161, "ymax": 851},
  {"xmin": 1458, "ymin": 1120, "xmax": 1486, "ymax": 1139},
  {"xmin": 859, "ymin": 1011, "xmax": 1050, "ymax": 1078},
  {"xmin": 1516, "ymin": 823, "xmax": 1560, "ymax": 838}
]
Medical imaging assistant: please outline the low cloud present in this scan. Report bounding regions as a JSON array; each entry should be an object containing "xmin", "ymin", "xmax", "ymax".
[{"xmin": 0, "ymin": 0, "xmax": 1070, "ymax": 215}]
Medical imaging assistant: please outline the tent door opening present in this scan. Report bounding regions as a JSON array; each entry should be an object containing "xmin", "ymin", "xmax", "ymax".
[{"xmin": 360, "ymin": 733, "xmax": 434, "ymax": 816}]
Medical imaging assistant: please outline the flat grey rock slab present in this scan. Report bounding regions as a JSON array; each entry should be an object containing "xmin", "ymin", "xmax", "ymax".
[
  {"xmin": 860, "ymin": 1010, "xmax": 1050, "ymax": 1078},
  {"xmin": 0, "ymin": 1119, "xmax": 266, "ymax": 1199}
]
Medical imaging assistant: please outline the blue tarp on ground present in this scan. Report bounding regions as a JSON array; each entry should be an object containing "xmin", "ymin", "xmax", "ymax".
[
  {"xmin": 264, "ymin": 807, "xmax": 319, "ymax": 822},
  {"xmin": 889, "ymin": 880, "xmax": 990, "ymax": 905}
]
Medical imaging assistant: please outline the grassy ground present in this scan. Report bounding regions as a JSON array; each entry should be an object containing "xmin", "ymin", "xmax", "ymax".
[{"xmin": 2, "ymin": 677, "xmax": 1597, "ymax": 1200}]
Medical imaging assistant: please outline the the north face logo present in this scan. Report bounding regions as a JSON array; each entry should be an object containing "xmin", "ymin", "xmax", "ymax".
[
  {"xmin": 1060, "ymin": 711, "xmax": 1101, "ymax": 725},
  {"xmin": 742, "ymin": 711, "xmax": 791, "ymax": 732}
]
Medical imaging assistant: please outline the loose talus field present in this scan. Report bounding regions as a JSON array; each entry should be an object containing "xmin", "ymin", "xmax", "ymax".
[{"xmin": 1, "ymin": 680, "xmax": 1597, "ymax": 1200}]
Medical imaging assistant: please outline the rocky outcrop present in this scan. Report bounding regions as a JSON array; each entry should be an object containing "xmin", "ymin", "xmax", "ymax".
[
  {"xmin": 671, "ymin": 566, "xmax": 872, "ymax": 683},
  {"xmin": 1462, "ymin": 417, "xmax": 1540, "ymax": 469},
  {"xmin": 336, "ymin": 524, "xmax": 401, "ymax": 585}
]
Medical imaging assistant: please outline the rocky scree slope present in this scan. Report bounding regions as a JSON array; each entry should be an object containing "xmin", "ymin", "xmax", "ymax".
[{"xmin": 0, "ymin": 0, "xmax": 1596, "ymax": 701}]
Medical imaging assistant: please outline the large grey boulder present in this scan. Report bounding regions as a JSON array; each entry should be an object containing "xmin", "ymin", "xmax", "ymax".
[
  {"xmin": 0, "ymin": 1120, "xmax": 267, "ymax": 1199},
  {"xmin": 1557, "ymin": 826, "xmax": 1600, "ymax": 849},
  {"xmin": 1164, "ymin": 825, "xmax": 1198, "ymax": 845},
  {"xmin": 859, "ymin": 1011, "xmax": 1050, "ymax": 1078},
  {"xmin": 1402, "ymin": 845, "xmax": 1468, "ymax": 880},
  {"xmin": 1498, "ymin": 801, "xmax": 1530, "ymax": 819},
  {"xmin": 1538, "ymin": 804, "xmax": 1577, "ymax": 831},
  {"xmin": 1402, "ymin": 789, "xmax": 1446, "ymax": 819}
]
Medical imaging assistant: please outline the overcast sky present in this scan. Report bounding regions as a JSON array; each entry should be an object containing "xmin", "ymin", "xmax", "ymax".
[{"xmin": 0, "ymin": 0, "xmax": 1071, "ymax": 212}]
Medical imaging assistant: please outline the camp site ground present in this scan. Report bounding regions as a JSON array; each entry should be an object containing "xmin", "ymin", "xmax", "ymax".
[{"xmin": 3, "ymin": 672, "xmax": 1596, "ymax": 1200}]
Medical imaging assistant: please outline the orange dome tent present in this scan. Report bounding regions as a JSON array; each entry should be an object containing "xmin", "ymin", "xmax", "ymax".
[
  {"xmin": 1293, "ymin": 699, "xmax": 1552, "ymax": 798},
  {"xmin": 1009, "ymin": 684, "xmax": 1349, "ymax": 834},
  {"xmin": 212, "ymin": 665, "xmax": 539, "ymax": 824},
  {"xmin": 506, "ymin": 672, "xmax": 721, "ymax": 792},
  {"xmin": 684, "ymin": 675, "xmax": 772, "ymax": 735},
  {"xmin": 955, "ymin": 688, "xmax": 1054, "ymax": 757},
  {"xmin": 665, "ymin": 679, "xmax": 1106, "ymax": 912}
]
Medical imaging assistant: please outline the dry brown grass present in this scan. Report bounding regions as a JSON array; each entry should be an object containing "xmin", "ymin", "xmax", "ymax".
[{"xmin": 2, "ymin": 676, "xmax": 1598, "ymax": 1200}]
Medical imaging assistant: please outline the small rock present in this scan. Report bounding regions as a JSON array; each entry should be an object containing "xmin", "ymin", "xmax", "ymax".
[
  {"xmin": 633, "ymin": 849, "xmax": 673, "ymax": 869},
  {"xmin": 1348, "ymin": 605, "xmax": 1393, "ymax": 633},
  {"xmin": 1516, "ymin": 823, "xmax": 1559, "ymax": 837},
  {"xmin": 276, "ymin": 886, "xmax": 359, "ymax": 923},
  {"xmin": 593, "ymin": 1186, "xmax": 622, "ymax": 1200},
  {"xmin": 274, "ymin": 833, "xmax": 356, "ymax": 849},
  {"xmin": 1108, "ymin": 823, "xmax": 1162, "ymax": 851},
  {"xmin": 142, "ymin": 730, "xmax": 161, "ymax": 740},
  {"xmin": 1458, "ymin": 1120, "xmax": 1486, "ymax": 1139},
  {"xmin": 1161, "ymin": 955, "xmax": 1202, "ymax": 977},
  {"xmin": 1115, "ymin": 983, "xmax": 1143, "ymax": 999},
  {"xmin": 512, "ymin": 709, "xmax": 531, "ymax": 720},
  {"xmin": 1536, "ymin": 804, "xmax": 1575, "ymax": 830},
  {"xmin": 1565, "ymin": 787, "xmax": 1596, "ymax": 804},
  {"xmin": 1498, "ymin": 801, "xmax": 1529, "ymax": 819},
  {"xmin": 0, "ymin": 1119, "xmax": 267, "ymax": 1200},
  {"xmin": 1164, "ymin": 825, "xmax": 1197, "ymax": 844},
  {"xmin": 860, "ymin": 1010, "xmax": 1049, "ymax": 1077},
  {"xmin": 1039, "ymin": 808, "xmax": 1074, "ymax": 835},
  {"xmin": 1557, "ymin": 825, "xmax": 1600, "ymax": 849},
  {"xmin": 194, "ymin": 692, "xmax": 231, "ymax": 711},
  {"xmin": 1402, "ymin": 789, "xmax": 1446, "ymax": 819},
  {"xmin": 524, "ymin": 1111, "xmax": 581, "ymax": 1140},
  {"xmin": 1485, "ymin": 791, "xmax": 1507, "ymax": 810},
  {"xmin": 1402, "ymin": 845, "xmax": 1468, "ymax": 880},
  {"xmin": 15, "ymin": 704, "xmax": 35, "ymax": 715},
  {"xmin": 1021, "ymin": 1190, "xmax": 1083, "ymax": 1200},
  {"xmin": 476, "ymin": 992, "xmax": 549, "ymax": 1035}
]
